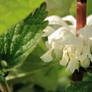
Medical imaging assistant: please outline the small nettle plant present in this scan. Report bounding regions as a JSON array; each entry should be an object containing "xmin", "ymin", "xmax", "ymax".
[
  {"xmin": 41, "ymin": 0, "xmax": 92, "ymax": 75},
  {"xmin": 0, "ymin": 2, "xmax": 48, "ymax": 91}
]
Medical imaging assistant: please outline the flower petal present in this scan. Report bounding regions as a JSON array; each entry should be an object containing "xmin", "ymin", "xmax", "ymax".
[
  {"xmin": 77, "ymin": 26, "xmax": 92, "ymax": 38},
  {"xmin": 62, "ymin": 15, "xmax": 76, "ymax": 27},
  {"xmin": 80, "ymin": 58, "xmax": 90, "ymax": 68},
  {"xmin": 60, "ymin": 50, "xmax": 69, "ymax": 66},
  {"xmin": 43, "ymin": 26, "xmax": 55, "ymax": 37},
  {"xmin": 88, "ymin": 53, "xmax": 92, "ymax": 62},
  {"xmin": 40, "ymin": 49, "xmax": 53, "ymax": 62},
  {"xmin": 66, "ymin": 58, "xmax": 79, "ymax": 73},
  {"xmin": 48, "ymin": 27, "xmax": 67, "ymax": 44},
  {"xmin": 87, "ymin": 15, "xmax": 92, "ymax": 25},
  {"xmin": 54, "ymin": 46, "xmax": 63, "ymax": 58},
  {"xmin": 45, "ymin": 15, "xmax": 68, "ymax": 26},
  {"xmin": 55, "ymin": 32, "xmax": 81, "ymax": 46}
]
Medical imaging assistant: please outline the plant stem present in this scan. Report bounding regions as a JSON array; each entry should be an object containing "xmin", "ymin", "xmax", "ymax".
[
  {"xmin": 76, "ymin": 0, "xmax": 87, "ymax": 30},
  {"xmin": 0, "ymin": 80, "xmax": 11, "ymax": 92},
  {"xmin": 0, "ymin": 82, "xmax": 7, "ymax": 92},
  {"xmin": 72, "ymin": 67, "xmax": 85, "ymax": 83},
  {"xmin": 5, "ymin": 80, "xmax": 11, "ymax": 92},
  {"xmin": 72, "ymin": 0, "xmax": 87, "ymax": 83}
]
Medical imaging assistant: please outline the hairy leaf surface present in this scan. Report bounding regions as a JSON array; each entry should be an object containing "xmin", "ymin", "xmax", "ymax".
[{"xmin": 0, "ymin": 2, "xmax": 48, "ymax": 78}]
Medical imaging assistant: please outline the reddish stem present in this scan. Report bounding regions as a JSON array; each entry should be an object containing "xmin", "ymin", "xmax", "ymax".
[
  {"xmin": 76, "ymin": 0, "xmax": 86, "ymax": 31},
  {"xmin": 72, "ymin": 0, "xmax": 87, "ymax": 83}
]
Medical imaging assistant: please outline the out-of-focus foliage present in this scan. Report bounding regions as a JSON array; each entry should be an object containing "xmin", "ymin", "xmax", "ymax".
[
  {"xmin": 0, "ymin": 2, "xmax": 48, "ymax": 82},
  {"xmin": 7, "ymin": 39, "xmax": 71, "ymax": 92},
  {"xmin": 66, "ymin": 81, "xmax": 92, "ymax": 92},
  {"xmin": 47, "ymin": 0, "xmax": 73, "ymax": 16},
  {"xmin": 69, "ymin": 0, "xmax": 76, "ymax": 17},
  {"xmin": 70, "ymin": 0, "xmax": 92, "ymax": 17},
  {"xmin": 47, "ymin": 0, "xmax": 92, "ymax": 17},
  {"xmin": 0, "ymin": 0, "xmax": 45, "ymax": 34},
  {"xmin": 87, "ymin": 0, "xmax": 92, "ymax": 16}
]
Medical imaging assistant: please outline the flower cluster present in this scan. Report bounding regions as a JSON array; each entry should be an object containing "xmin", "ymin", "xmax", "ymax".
[{"xmin": 41, "ymin": 15, "xmax": 92, "ymax": 73}]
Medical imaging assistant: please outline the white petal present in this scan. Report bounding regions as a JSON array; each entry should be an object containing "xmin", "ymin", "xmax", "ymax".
[
  {"xmin": 68, "ymin": 26, "xmax": 76, "ymax": 35},
  {"xmin": 77, "ymin": 26, "xmax": 92, "ymax": 38},
  {"xmin": 54, "ymin": 47, "xmax": 63, "ymax": 58},
  {"xmin": 40, "ymin": 49, "xmax": 53, "ymax": 62},
  {"xmin": 80, "ymin": 58, "xmax": 90, "ymax": 68},
  {"xmin": 62, "ymin": 15, "xmax": 76, "ymax": 27},
  {"xmin": 48, "ymin": 26, "xmax": 81, "ymax": 46},
  {"xmin": 45, "ymin": 15, "xmax": 68, "ymax": 26},
  {"xmin": 78, "ymin": 54, "xmax": 87, "ymax": 62},
  {"xmin": 48, "ymin": 27, "xmax": 67, "ymax": 44},
  {"xmin": 87, "ymin": 15, "xmax": 92, "ymax": 25},
  {"xmin": 66, "ymin": 58, "xmax": 79, "ymax": 73},
  {"xmin": 48, "ymin": 26, "xmax": 77, "ymax": 44},
  {"xmin": 45, "ymin": 41, "xmax": 50, "ymax": 49},
  {"xmin": 60, "ymin": 50, "xmax": 69, "ymax": 66},
  {"xmin": 43, "ymin": 26, "xmax": 55, "ymax": 37},
  {"xmin": 55, "ymin": 32, "xmax": 81, "ymax": 46},
  {"xmin": 88, "ymin": 53, "xmax": 92, "ymax": 62}
]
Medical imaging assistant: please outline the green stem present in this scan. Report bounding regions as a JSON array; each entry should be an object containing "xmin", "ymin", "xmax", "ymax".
[
  {"xmin": 0, "ymin": 81, "xmax": 11, "ymax": 92},
  {"xmin": 5, "ymin": 80, "xmax": 11, "ymax": 92},
  {"xmin": 0, "ymin": 82, "xmax": 7, "ymax": 92}
]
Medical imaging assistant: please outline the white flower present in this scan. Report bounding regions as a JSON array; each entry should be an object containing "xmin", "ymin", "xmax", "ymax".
[{"xmin": 41, "ymin": 15, "xmax": 92, "ymax": 73}]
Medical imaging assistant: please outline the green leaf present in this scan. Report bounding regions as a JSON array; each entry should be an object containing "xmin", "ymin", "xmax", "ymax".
[
  {"xmin": 66, "ymin": 81, "xmax": 92, "ymax": 92},
  {"xmin": 0, "ymin": 2, "xmax": 48, "ymax": 74},
  {"xmin": 0, "ymin": 0, "xmax": 45, "ymax": 34}
]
